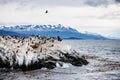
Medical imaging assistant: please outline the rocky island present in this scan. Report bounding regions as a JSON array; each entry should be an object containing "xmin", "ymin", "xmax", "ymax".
[{"xmin": 0, "ymin": 36, "xmax": 88, "ymax": 71}]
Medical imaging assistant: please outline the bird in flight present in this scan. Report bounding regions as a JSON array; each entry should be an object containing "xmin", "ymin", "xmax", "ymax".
[{"xmin": 45, "ymin": 10, "xmax": 48, "ymax": 14}]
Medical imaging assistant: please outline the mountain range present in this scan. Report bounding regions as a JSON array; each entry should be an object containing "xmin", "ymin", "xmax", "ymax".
[{"xmin": 0, "ymin": 24, "xmax": 107, "ymax": 40}]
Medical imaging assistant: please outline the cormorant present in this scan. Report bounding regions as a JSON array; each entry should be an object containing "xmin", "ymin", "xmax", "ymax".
[
  {"xmin": 45, "ymin": 10, "xmax": 48, "ymax": 14},
  {"xmin": 57, "ymin": 36, "xmax": 62, "ymax": 41}
]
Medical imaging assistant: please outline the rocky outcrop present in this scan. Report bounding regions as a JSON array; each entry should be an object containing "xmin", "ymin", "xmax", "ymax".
[{"xmin": 0, "ymin": 36, "xmax": 88, "ymax": 71}]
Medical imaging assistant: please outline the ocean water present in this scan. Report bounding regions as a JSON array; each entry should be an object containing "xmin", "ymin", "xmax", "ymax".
[
  {"xmin": 0, "ymin": 40, "xmax": 120, "ymax": 80},
  {"xmin": 63, "ymin": 40, "xmax": 120, "ymax": 61}
]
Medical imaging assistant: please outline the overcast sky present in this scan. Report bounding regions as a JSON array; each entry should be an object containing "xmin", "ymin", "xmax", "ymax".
[{"xmin": 0, "ymin": 0, "xmax": 120, "ymax": 38}]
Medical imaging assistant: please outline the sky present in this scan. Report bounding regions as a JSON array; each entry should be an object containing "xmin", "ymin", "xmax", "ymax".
[{"xmin": 0, "ymin": 0, "xmax": 120, "ymax": 38}]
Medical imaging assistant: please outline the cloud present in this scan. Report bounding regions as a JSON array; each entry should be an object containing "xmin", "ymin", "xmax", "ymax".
[
  {"xmin": 85, "ymin": 0, "xmax": 109, "ymax": 6},
  {"xmin": 99, "ymin": 11, "xmax": 120, "ymax": 19},
  {"xmin": 115, "ymin": 0, "xmax": 120, "ymax": 3},
  {"xmin": 0, "ymin": 0, "xmax": 119, "ymax": 8},
  {"xmin": 0, "ymin": 0, "xmax": 120, "ymax": 38}
]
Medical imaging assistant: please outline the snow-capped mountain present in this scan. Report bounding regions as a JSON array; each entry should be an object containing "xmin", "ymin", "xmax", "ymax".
[{"xmin": 0, "ymin": 24, "xmax": 107, "ymax": 39}]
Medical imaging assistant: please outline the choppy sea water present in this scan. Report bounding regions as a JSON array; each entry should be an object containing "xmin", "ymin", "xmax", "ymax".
[{"xmin": 0, "ymin": 40, "xmax": 120, "ymax": 80}]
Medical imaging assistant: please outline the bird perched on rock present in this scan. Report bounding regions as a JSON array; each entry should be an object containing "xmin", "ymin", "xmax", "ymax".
[{"xmin": 57, "ymin": 36, "xmax": 62, "ymax": 41}]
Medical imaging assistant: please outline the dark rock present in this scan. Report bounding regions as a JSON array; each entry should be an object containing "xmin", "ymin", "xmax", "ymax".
[
  {"xmin": 60, "ymin": 53, "xmax": 89, "ymax": 66},
  {"xmin": 44, "ymin": 61, "xmax": 56, "ymax": 69},
  {"xmin": 0, "ymin": 57, "xmax": 11, "ymax": 68}
]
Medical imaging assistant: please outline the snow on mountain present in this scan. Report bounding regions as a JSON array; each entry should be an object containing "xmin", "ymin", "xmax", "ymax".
[
  {"xmin": 0, "ymin": 30, "xmax": 24, "ymax": 37},
  {"xmin": 0, "ymin": 24, "xmax": 107, "ymax": 39}
]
